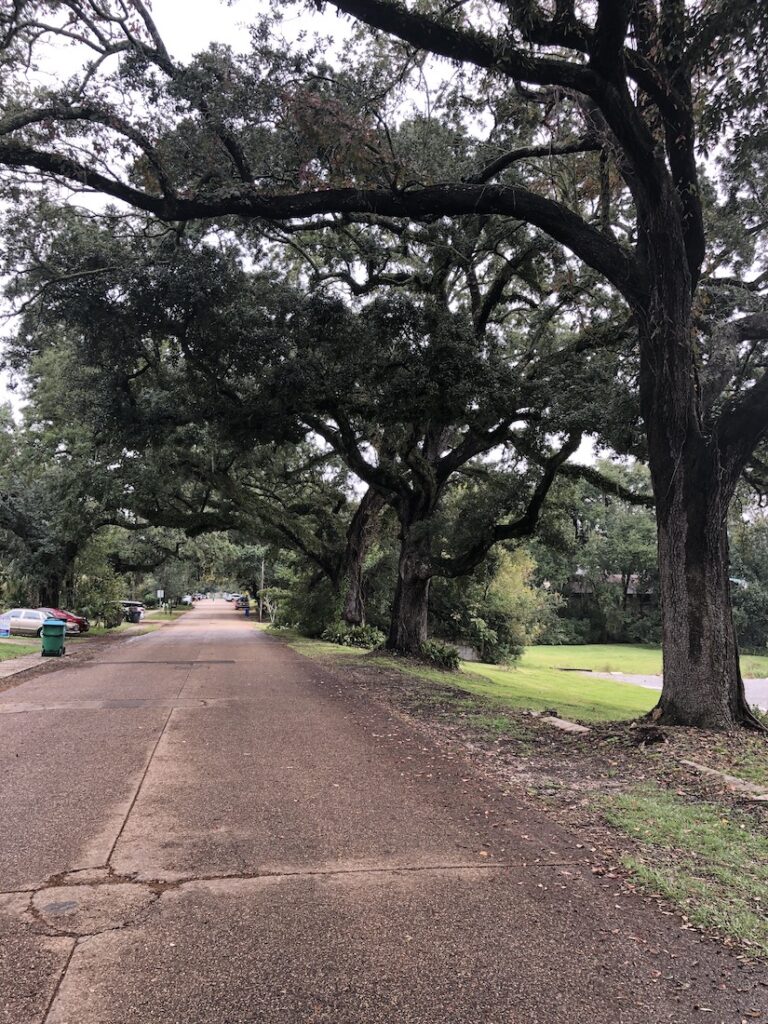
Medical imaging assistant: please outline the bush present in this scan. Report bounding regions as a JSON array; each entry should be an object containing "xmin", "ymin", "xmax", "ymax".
[
  {"xmin": 321, "ymin": 622, "xmax": 386, "ymax": 649},
  {"xmin": 80, "ymin": 599, "xmax": 124, "ymax": 629},
  {"xmin": 429, "ymin": 549, "xmax": 558, "ymax": 664},
  {"xmin": 419, "ymin": 639, "xmax": 460, "ymax": 671}
]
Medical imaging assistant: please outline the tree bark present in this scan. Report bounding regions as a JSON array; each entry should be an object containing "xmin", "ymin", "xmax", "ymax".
[
  {"xmin": 39, "ymin": 576, "xmax": 61, "ymax": 609},
  {"xmin": 651, "ymin": 445, "xmax": 757, "ymax": 728},
  {"xmin": 637, "ymin": 196, "xmax": 762, "ymax": 729},
  {"xmin": 341, "ymin": 488, "xmax": 385, "ymax": 626},
  {"xmin": 387, "ymin": 520, "xmax": 432, "ymax": 655}
]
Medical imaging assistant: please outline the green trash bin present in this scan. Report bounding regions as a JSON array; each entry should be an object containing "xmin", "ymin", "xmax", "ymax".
[{"xmin": 41, "ymin": 617, "xmax": 67, "ymax": 657}]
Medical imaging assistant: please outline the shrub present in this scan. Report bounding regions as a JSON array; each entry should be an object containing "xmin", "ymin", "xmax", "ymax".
[
  {"xmin": 80, "ymin": 599, "xmax": 124, "ymax": 629},
  {"xmin": 321, "ymin": 622, "xmax": 386, "ymax": 649},
  {"xmin": 419, "ymin": 639, "xmax": 460, "ymax": 671}
]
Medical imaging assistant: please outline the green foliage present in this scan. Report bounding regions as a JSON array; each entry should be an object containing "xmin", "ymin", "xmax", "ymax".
[
  {"xmin": 269, "ymin": 556, "xmax": 339, "ymax": 636},
  {"xmin": 530, "ymin": 468, "xmax": 660, "ymax": 646},
  {"xmin": 730, "ymin": 511, "xmax": 768, "ymax": 651},
  {"xmin": 320, "ymin": 622, "xmax": 385, "ymax": 649},
  {"xmin": 75, "ymin": 554, "xmax": 126, "ymax": 628},
  {"xmin": 419, "ymin": 639, "xmax": 460, "ymax": 671},
  {"xmin": 431, "ymin": 548, "xmax": 556, "ymax": 664}
]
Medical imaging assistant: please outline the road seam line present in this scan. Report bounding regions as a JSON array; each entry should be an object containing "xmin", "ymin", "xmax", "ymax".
[
  {"xmin": 40, "ymin": 937, "xmax": 78, "ymax": 1024},
  {"xmin": 104, "ymin": 650, "xmax": 198, "ymax": 868},
  {"xmin": 104, "ymin": 705, "xmax": 175, "ymax": 869}
]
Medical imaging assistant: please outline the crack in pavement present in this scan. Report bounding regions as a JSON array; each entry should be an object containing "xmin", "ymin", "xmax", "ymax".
[
  {"xmin": 3, "ymin": 856, "xmax": 586, "ymax": 902},
  {"xmin": 103, "ymin": 658, "xmax": 197, "ymax": 870},
  {"xmin": 28, "ymin": 658, "xmax": 199, "ymax": 1022},
  {"xmin": 40, "ymin": 940, "xmax": 77, "ymax": 1024}
]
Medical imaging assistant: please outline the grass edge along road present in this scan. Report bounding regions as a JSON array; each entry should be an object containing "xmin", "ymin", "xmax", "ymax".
[
  {"xmin": 265, "ymin": 632, "xmax": 768, "ymax": 724},
  {"xmin": 604, "ymin": 784, "xmax": 768, "ymax": 958},
  {"xmin": 0, "ymin": 640, "xmax": 38, "ymax": 661},
  {"xmin": 522, "ymin": 643, "xmax": 768, "ymax": 680},
  {"xmin": 267, "ymin": 630, "xmax": 659, "ymax": 723}
]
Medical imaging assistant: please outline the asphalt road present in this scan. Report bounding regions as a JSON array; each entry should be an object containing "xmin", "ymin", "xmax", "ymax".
[
  {"xmin": 582, "ymin": 671, "xmax": 768, "ymax": 711},
  {"xmin": 1, "ymin": 607, "xmax": 766, "ymax": 1023}
]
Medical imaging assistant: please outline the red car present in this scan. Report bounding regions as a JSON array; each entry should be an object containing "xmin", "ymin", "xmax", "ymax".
[{"xmin": 40, "ymin": 608, "xmax": 90, "ymax": 634}]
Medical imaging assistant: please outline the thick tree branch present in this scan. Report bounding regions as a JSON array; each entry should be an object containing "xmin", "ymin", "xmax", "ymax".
[
  {"xmin": 466, "ymin": 137, "xmax": 602, "ymax": 186},
  {"xmin": 716, "ymin": 313, "xmax": 768, "ymax": 473},
  {"xmin": 434, "ymin": 433, "xmax": 580, "ymax": 578},
  {"xmin": 557, "ymin": 462, "xmax": 655, "ymax": 507},
  {"xmin": 0, "ymin": 139, "xmax": 646, "ymax": 304}
]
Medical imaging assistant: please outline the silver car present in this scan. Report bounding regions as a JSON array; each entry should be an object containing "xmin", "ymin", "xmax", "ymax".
[{"xmin": 5, "ymin": 608, "xmax": 50, "ymax": 637}]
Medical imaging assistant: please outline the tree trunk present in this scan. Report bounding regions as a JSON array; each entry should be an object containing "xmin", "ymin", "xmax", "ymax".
[
  {"xmin": 39, "ymin": 576, "xmax": 61, "ymax": 609},
  {"xmin": 649, "ymin": 442, "xmax": 758, "ymax": 729},
  {"xmin": 387, "ymin": 523, "xmax": 431, "ymax": 655},
  {"xmin": 342, "ymin": 569, "xmax": 367, "ymax": 627},
  {"xmin": 636, "ymin": 205, "xmax": 760, "ymax": 729},
  {"xmin": 341, "ymin": 489, "xmax": 385, "ymax": 626}
]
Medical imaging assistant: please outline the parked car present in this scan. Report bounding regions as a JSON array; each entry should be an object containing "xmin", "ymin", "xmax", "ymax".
[
  {"xmin": 41, "ymin": 607, "xmax": 89, "ymax": 633},
  {"xmin": 4, "ymin": 608, "xmax": 60, "ymax": 637},
  {"xmin": 120, "ymin": 600, "xmax": 145, "ymax": 621}
]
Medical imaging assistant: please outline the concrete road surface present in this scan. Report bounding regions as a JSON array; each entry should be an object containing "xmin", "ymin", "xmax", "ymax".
[{"xmin": 1, "ymin": 607, "xmax": 766, "ymax": 1023}]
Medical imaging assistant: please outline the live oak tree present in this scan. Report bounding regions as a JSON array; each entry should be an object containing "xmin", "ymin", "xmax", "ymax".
[
  {"xmin": 4, "ymin": 217, "xmax": 388, "ymax": 626},
  {"xmin": 2, "ymin": 2, "xmax": 768, "ymax": 723},
  {"xmin": 0, "ymin": 403, "xmax": 130, "ymax": 607},
  {"xmin": 260, "ymin": 291, "xmax": 607, "ymax": 654},
  {"xmin": 7, "ymin": 210, "xmax": 605, "ymax": 654}
]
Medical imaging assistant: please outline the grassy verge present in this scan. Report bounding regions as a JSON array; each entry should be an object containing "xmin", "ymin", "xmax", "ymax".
[
  {"xmin": 70, "ymin": 621, "xmax": 164, "ymax": 640},
  {"xmin": 0, "ymin": 640, "xmax": 39, "ymax": 660},
  {"xmin": 269, "ymin": 628, "xmax": 657, "ymax": 723},
  {"xmin": 604, "ymin": 784, "xmax": 768, "ymax": 956},
  {"xmin": 523, "ymin": 643, "xmax": 768, "ymax": 679},
  {"xmin": 270, "ymin": 625, "xmax": 768, "ymax": 957},
  {"xmin": 143, "ymin": 608, "xmax": 191, "ymax": 621},
  {"xmin": 461, "ymin": 661, "xmax": 656, "ymax": 722}
]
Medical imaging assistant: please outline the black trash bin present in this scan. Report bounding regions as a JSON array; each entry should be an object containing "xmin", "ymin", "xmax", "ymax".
[{"xmin": 126, "ymin": 609, "xmax": 141, "ymax": 624}]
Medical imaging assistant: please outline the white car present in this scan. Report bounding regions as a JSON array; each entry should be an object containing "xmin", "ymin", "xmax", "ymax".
[{"xmin": 120, "ymin": 601, "xmax": 145, "ymax": 620}]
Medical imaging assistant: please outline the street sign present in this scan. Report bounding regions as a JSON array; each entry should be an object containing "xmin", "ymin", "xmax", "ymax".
[{"xmin": 156, "ymin": 589, "xmax": 165, "ymax": 599}]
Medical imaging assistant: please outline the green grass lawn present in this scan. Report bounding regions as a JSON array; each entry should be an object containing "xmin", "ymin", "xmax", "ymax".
[
  {"xmin": 143, "ymin": 608, "xmax": 191, "ymax": 621},
  {"xmin": 604, "ymin": 785, "xmax": 768, "ymax": 956},
  {"xmin": 523, "ymin": 643, "xmax": 768, "ymax": 679},
  {"xmin": 0, "ymin": 640, "xmax": 39, "ymax": 660},
  {"xmin": 70, "ymin": 621, "xmax": 164, "ymax": 640},
  {"xmin": 269, "ymin": 631, "xmax": 768, "ymax": 723},
  {"xmin": 271, "ymin": 629, "xmax": 658, "ymax": 723},
  {"xmin": 461, "ymin": 661, "xmax": 657, "ymax": 722}
]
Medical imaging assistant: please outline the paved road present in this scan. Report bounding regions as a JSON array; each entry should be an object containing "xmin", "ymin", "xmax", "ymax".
[
  {"xmin": 585, "ymin": 671, "xmax": 768, "ymax": 710},
  {"xmin": 1, "ymin": 608, "xmax": 766, "ymax": 1023}
]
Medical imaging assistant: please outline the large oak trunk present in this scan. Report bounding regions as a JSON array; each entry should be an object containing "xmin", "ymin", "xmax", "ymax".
[
  {"xmin": 342, "ymin": 573, "xmax": 366, "ymax": 627},
  {"xmin": 652, "ymin": 450, "xmax": 756, "ymax": 728},
  {"xmin": 39, "ymin": 576, "xmax": 61, "ymax": 609},
  {"xmin": 341, "ymin": 489, "xmax": 385, "ymax": 626},
  {"xmin": 387, "ymin": 525, "xmax": 431, "ymax": 655},
  {"xmin": 637, "ymin": 199, "xmax": 760, "ymax": 729}
]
